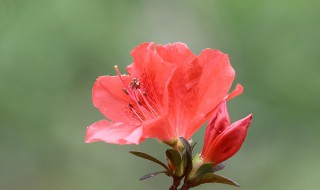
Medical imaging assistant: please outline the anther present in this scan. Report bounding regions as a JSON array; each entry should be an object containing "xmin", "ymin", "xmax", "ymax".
[
  {"xmin": 130, "ymin": 78, "xmax": 141, "ymax": 89},
  {"xmin": 136, "ymin": 81, "xmax": 140, "ymax": 88},
  {"xmin": 122, "ymin": 88, "xmax": 129, "ymax": 95}
]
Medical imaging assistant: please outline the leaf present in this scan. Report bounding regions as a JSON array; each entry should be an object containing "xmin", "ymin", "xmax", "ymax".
[
  {"xmin": 139, "ymin": 171, "xmax": 167, "ymax": 181},
  {"xmin": 212, "ymin": 163, "xmax": 226, "ymax": 173},
  {"xmin": 166, "ymin": 149, "xmax": 182, "ymax": 176},
  {"xmin": 191, "ymin": 163, "xmax": 213, "ymax": 180},
  {"xmin": 130, "ymin": 151, "xmax": 169, "ymax": 171},
  {"xmin": 179, "ymin": 137, "xmax": 193, "ymax": 178},
  {"xmin": 190, "ymin": 173, "xmax": 240, "ymax": 188},
  {"xmin": 191, "ymin": 142, "xmax": 197, "ymax": 151}
]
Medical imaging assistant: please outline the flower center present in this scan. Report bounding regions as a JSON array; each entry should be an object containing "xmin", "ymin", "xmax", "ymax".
[{"xmin": 114, "ymin": 65, "xmax": 159, "ymax": 121}]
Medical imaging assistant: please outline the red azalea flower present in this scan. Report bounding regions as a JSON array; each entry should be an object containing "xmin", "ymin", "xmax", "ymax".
[
  {"xmin": 85, "ymin": 42, "xmax": 242, "ymax": 145},
  {"xmin": 201, "ymin": 101, "xmax": 252, "ymax": 165}
]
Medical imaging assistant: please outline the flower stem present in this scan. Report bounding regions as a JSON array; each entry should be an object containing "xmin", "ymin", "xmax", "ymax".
[
  {"xmin": 178, "ymin": 183, "xmax": 189, "ymax": 190},
  {"xmin": 169, "ymin": 177, "xmax": 181, "ymax": 190}
]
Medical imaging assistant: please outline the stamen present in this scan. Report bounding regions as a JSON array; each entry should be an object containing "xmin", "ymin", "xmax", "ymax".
[
  {"xmin": 131, "ymin": 90, "xmax": 150, "ymax": 119},
  {"xmin": 114, "ymin": 65, "xmax": 159, "ymax": 121},
  {"xmin": 114, "ymin": 65, "xmax": 131, "ymax": 96},
  {"xmin": 129, "ymin": 104, "xmax": 143, "ymax": 122},
  {"xmin": 138, "ymin": 89, "xmax": 158, "ymax": 117},
  {"xmin": 115, "ymin": 66, "xmax": 143, "ymax": 113}
]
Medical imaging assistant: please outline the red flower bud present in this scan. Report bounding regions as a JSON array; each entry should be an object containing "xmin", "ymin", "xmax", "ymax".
[{"xmin": 201, "ymin": 101, "xmax": 252, "ymax": 165}]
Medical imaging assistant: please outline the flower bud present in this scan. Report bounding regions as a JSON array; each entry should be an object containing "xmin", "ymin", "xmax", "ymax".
[{"xmin": 201, "ymin": 101, "xmax": 252, "ymax": 165}]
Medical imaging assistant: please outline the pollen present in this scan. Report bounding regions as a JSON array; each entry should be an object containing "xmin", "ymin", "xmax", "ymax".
[{"xmin": 130, "ymin": 78, "xmax": 141, "ymax": 89}]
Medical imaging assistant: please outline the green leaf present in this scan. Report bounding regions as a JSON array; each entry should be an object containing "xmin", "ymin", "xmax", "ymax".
[
  {"xmin": 190, "ymin": 173, "xmax": 240, "ymax": 188},
  {"xmin": 139, "ymin": 171, "xmax": 167, "ymax": 181},
  {"xmin": 130, "ymin": 151, "xmax": 169, "ymax": 171},
  {"xmin": 179, "ymin": 137, "xmax": 193, "ymax": 178},
  {"xmin": 191, "ymin": 163, "xmax": 213, "ymax": 180},
  {"xmin": 166, "ymin": 149, "xmax": 182, "ymax": 176},
  {"xmin": 212, "ymin": 163, "xmax": 226, "ymax": 173}
]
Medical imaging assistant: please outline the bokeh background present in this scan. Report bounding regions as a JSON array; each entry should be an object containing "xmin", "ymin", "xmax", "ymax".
[{"xmin": 1, "ymin": 0, "xmax": 319, "ymax": 190}]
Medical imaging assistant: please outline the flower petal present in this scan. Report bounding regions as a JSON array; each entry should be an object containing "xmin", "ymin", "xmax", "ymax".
[
  {"xmin": 202, "ymin": 101, "xmax": 230, "ymax": 156},
  {"xmin": 167, "ymin": 49, "xmax": 235, "ymax": 139},
  {"xmin": 85, "ymin": 120, "xmax": 144, "ymax": 145},
  {"xmin": 166, "ymin": 57, "xmax": 202, "ymax": 139},
  {"xmin": 224, "ymin": 84, "xmax": 243, "ymax": 101},
  {"xmin": 126, "ymin": 42, "xmax": 175, "ymax": 114},
  {"xmin": 92, "ymin": 75, "xmax": 142, "ymax": 125},
  {"xmin": 155, "ymin": 42, "xmax": 196, "ymax": 66},
  {"xmin": 141, "ymin": 116, "xmax": 176, "ymax": 142},
  {"xmin": 205, "ymin": 114, "xmax": 252, "ymax": 165},
  {"xmin": 193, "ymin": 49, "xmax": 235, "ymax": 119}
]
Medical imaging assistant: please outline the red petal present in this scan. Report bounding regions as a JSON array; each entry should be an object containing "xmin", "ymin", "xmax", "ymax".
[
  {"xmin": 142, "ymin": 116, "xmax": 176, "ymax": 142},
  {"xmin": 193, "ymin": 49, "xmax": 235, "ymax": 119},
  {"xmin": 202, "ymin": 102, "xmax": 230, "ymax": 156},
  {"xmin": 92, "ymin": 76, "xmax": 141, "ymax": 125},
  {"xmin": 205, "ymin": 114, "xmax": 252, "ymax": 164},
  {"xmin": 85, "ymin": 120, "xmax": 144, "ymax": 145},
  {"xmin": 155, "ymin": 42, "xmax": 196, "ymax": 66},
  {"xmin": 126, "ymin": 42, "xmax": 175, "ymax": 113},
  {"xmin": 167, "ymin": 49, "xmax": 235, "ymax": 139},
  {"xmin": 128, "ymin": 42, "xmax": 155, "ymax": 71},
  {"xmin": 166, "ymin": 58, "xmax": 201, "ymax": 138},
  {"xmin": 224, "ymin": 84, "xmax": 243, "ymax": 101}
]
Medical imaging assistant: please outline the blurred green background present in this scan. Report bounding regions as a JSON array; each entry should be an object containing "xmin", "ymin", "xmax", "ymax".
[{"xmin": 1, "ymin": 0, "xmax": 320, "ymax": 189}]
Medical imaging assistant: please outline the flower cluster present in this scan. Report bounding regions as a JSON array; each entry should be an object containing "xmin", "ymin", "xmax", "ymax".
[{"xmin": 85, "ymin": 42, "xmax": 252, "ymax": 190}]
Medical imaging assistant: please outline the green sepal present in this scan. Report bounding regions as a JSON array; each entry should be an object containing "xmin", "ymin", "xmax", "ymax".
[
  {"xmin": 179, "ymin": 137, "xmax": 192, "ymax": 156},
  {"xmin": 166, "ymin": 149, "xmax": 183, "ymax": 177},
  {"xmin": 189, "ymin": 173, "xmax": 240, "ymax": 188},
  {"xmin": 190, "ymin": 163, "xmax": 213, "ymax": 180},
  {"xmin": 139, "ymin": 171, "xmax": 167, "ymax": 181},
  {"xmin": 163, "ymin": 138, "xmax": 178, "ymax": 148},
  {"xmin": 130, "ymin": 151, "xmax": 169, "ymax": 171},
  {"xmin": 212, "ymin": 163, "xmax": 226, "ymax": 173},
  {"xmin": 179, "ymin": 137, "xmax": 193, "ymax": 178},
  {"xmin": 191, "ymin": 142, "xmax": 197, "ymax": 151}
]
